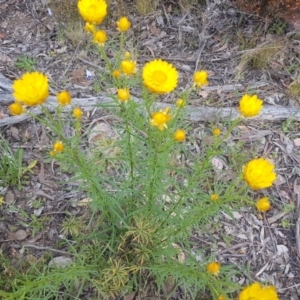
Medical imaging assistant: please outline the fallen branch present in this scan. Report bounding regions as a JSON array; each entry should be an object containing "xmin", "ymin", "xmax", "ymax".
[{"xmin": 1, "ymin": 73, "xmax": 299, "ymax": 127}]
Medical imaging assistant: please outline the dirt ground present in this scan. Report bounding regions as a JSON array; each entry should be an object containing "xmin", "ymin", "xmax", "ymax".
[{"xmin": 1, "ymin": 0, "xmax": 300, "ymax": 299}]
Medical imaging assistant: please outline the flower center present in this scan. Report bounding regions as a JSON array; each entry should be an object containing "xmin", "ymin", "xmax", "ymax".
[
  {"xmin": 153, "ymin": 113, "xmax": 167, "ymax": 125},
  {"xmin": 152, "ymin": 70, "xmax": 167, "ymax": 85}
]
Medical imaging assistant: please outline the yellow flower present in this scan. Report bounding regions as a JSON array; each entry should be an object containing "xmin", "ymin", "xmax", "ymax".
[
  {"xmin": 239, "ymin": 94, "xmax": 263, "ymax": 117},
  {"xmin": 150, "ymin": 108, "xmax": 171, "ymax": 131},
  {"xmin": 218, "ymin": 296, "xmax": 225, "ymax": 300},
  {"xmin": 93, "ymin": 30, "xmax": 107, "ymax": 46},
  {"xmin": 124, "ymin": 51, "xmax": 131, "ymax": 59},
  {"xmin": 13, "ymin": 72, "xmax": 49, "ymax": 106},
  {"xmin": 121, "ymin": 60, "xmax": 136, "ymax": 75},
  {"xmin": 9, "ymin": 102, "xmax": 24, "ymax": 115},
  {"xmin": 238, "ymin": 282, "xmax": 279, "ymax": 300},
  {"xmin": 193, "ymin": 70, "xmax": 209, "ymax": 87},
  {"xmin": 206, "ymin": 262, "xmax": 221, "ymax": 276},
  {"xmin": 142, "ymin": 59, "xmax": 178, "ymax": 94},
  {"xmin": 77, "ymin": 0, "xmax": 107, "ymax": 25},
  {"xmin": 176, "ymin": 99, "xmax": 186, "ymax": 108},
  {"xmin": 210, "ymin": 194, "xmax": 218, "ymax": 201},
  {"xmin": 112, "ymin": 70, "xmax": 121, "ymax": 78},
  {"xmin": 50, "ymin": 150, "xmax": 56, "ymax": 157},
  {"xmin": 117, "ymin": 17, "xmax": 131, "ymax": 32},
  {"xmin": 73, "ymin": 107, "xmax": 83, "ymax": 119},
  {"xmin": 213, "ymin": 128, "xmax": 221, "ymax": 136},
  {"xmin": 256, "ymin": 197, "xmax": 271, "ymax": 212},
  {"xmin": 174, "ymin": 129, "xmax": 186, "ymax": 142},
  {"xmin": 84, "ymin": 22, "xmax": 96, "ymax": 33},
  {"xmin": 53, "ymin": 141, "xmax": 64, "ymax": 152},
  {"xmin": 117, "ymin": 88, "xmax": 130, "ymax": 102},
  {"xmin": 57, "ymin": 90, "xmax": 71, "ymax": 106},
  {"xmin": 243, "ymin": 158, "xmax": 277, "ymax": 190}
]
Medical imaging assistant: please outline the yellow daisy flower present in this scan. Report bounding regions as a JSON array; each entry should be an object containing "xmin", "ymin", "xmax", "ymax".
[
  {"xmin": 256, "ymin": 197, "xmax": 271, "ymax": 212},
  {"xmin": 73, "ymin": 107, "xmax": 83, "ymax": 119},
  {"xmin": 112, "ymin": 70, "xmax": 121, "ymax": 78},
  {"xmin": 121, "ymin": 60, "xmax": 136, "ymax": 75},
  {"xmin": 176, "ymin": 99, "xmax": 186, "ymax": 108},
  {"xmin": 174, "ymin": 129, "xmax": 186, "ymax": 142},
  {"xmin": 93, "ymin": 30, "xmax": 107, "ymax": 46},
  {"xmin": 117, "ymin": 88, "xmax": 130, "ymax": 102},
  {"xmin": 13, "ymin": 72, "xmax": 49, "ymax": 106},
  {"xmin": 206, "ymin": 262, "xmax": 221, "ymax": 276},
  {"xmin": 238, "ymin": 282, "xmax": 279, "ymax": 300},
  {"xmin": 57, "ymin": 90, "xmax": 71, "ymax": 106},
  {"xmin": 143, "ymin": 59, "xmax": 178, "ymax": 94},
  {"xmin": 150, "ymin": 108, "xmax": 171, "ymax": 131},
  {"xmin": 9, "ymin": 102, "xmax": 24, "ymax": 115},
  {"xmin": 213, "ymin": 128, "xmax": 221, "ymax": 136},
  {"xmin": 84, "ymin": 22, "xmax": 96, "ymax": 33},
  {"xmin": 193, "ymin": 70, "xmax": 209, "ymax": 87},
  {"xmin": 116, "ymin": 17, "xmax": 131, "ymax": 32},
  {"xmin": 53, "ymin": 141, "xmax": 64, "ymax": 152},
  {"xmin": 239, "ymin": 94, "xmax": 263, "ymax": 117},
  {"xmin": 77, "ymin": 0, "xmax": 107, "ymax": 25},
  {"xmin": 243, "ymin": 158, "xmax": 277, "ymax": 190},
  {"xmin": 210, "ymin": 194, "xmax": 218, "ymax": 201}
]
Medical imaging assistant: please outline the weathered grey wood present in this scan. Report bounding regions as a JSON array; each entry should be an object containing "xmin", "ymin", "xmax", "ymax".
[{"xmin": 1, "ymin": 72, "xmax": 300, "ymax": 127}]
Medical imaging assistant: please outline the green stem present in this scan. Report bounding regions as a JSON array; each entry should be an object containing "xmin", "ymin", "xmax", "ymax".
[{"xmin": 99, "ymin": 45, "xmax": 113, "ymax": 73}]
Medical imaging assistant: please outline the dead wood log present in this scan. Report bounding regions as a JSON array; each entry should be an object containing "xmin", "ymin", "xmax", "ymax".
[{"xmin": 1, "ymin": 72, "xmax": 300, "ymax": 127}]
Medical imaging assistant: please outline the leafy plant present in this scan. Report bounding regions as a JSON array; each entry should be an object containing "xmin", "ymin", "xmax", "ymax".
[
  {"xmin": 15, "ymin": 56, "xmax": 37, "ymax": 72},
  {"xmin": 0, "ymin": 136, "xmax": 23, "ymax": 190}
]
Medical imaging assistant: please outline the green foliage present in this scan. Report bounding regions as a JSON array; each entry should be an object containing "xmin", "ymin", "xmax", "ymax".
[
  {"xmin": 1, "ymin": 3, "xmax": 279, "ymax": 300},
  {"xmin": 0, "ymin": 136, "xmax": 23, "ymax": 190},
  {"xmin": 14, "ymin": 56, "xmax": 37, "ymax": 72}
]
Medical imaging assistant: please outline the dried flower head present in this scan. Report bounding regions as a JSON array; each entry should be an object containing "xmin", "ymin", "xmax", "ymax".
[
  {"xmin": 143, "ymin": 59, "xmax": 178, "ymax": 94},
  {"xmin": 206, "ymin": 262, "xmax": 221, "ymax": 276},
  {"xmin": 116, "ymin": 17, "xmax": 131, "ymax": 32},
  {"xmin": 117, "ymin": 88, "xmax": 130, "ymax": 102},
  {"xmin": 238, "ymin": 282, "xmax": 279, "ymax": 300},
  {"xmin": 73, "ymin": 107, "xmax": 83, "ymax": 119},
  {"xmin": 150, "ymin": 108, "xmax": 171, "ymax": 131},
  {"xmin": 9, "ymin": 102, "xmax": 24, "ymax": 115},
  {"xmin": 57, "ymin": 90, "xmax": 71, "ymax": 106},
  {"xmin": 193, "ymin": 70, "xmax": 209, "ymax": 88},
  {"xmin": 239, "ymin": 94, "xmax": 263, "ymax": 117},
  {"xmin": 93, "ymin": 30, "xmax": 107, "ymax": 46},
  {"xmin": 13, "ymin": 72, "xmax": 49, "ymax": 106},
  {"xmin": 243, "ymin": 158, "xmax": 276, "ymax": 190},
  {"xmin": 174, "ymin": 129, "xmax": 186, "ymax": 142},
  {"xmin": 256, "ymin": 197, "xmax": 271, "ymax": 212},
  {"xmin": 121, "ymin": 60, "xmax": 136, "ymax": 75},
  {"xmin": 77, "ymin": 0, "xmax": 107, "ymax": 25}
]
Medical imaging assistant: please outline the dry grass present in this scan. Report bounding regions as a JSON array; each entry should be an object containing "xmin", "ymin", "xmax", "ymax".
[
  {"xmin": 236, "ymin": 39, "xmax": 286, "ymax": 77},
  {"xmin": 49, "ymin": 0, "xmax": 79, "ymax": 24}
]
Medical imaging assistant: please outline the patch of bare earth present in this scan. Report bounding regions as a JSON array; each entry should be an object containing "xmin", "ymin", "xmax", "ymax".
[{"xmin": 1, "ymin": 0, "xmax": 300, "ymax": 299}]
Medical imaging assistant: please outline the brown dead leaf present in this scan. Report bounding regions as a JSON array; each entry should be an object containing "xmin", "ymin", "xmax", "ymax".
[
  {"xmin": 11, "ymin": 229, "xmax": 28, "ymax": 240},
  {"xmin": 294, "ymin": 138, "xmax": 300, "ymax": 147},
  {"xmin": 150, "ymin": 24, "xmax": 160, "ymax": 36},
  {"xmin": 198, "ymin": 90, "xmax": 209, "ymax": 98},
  {"xmin": 124, "ymin": 291, "xmax": 137, "ymax": 300}
]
